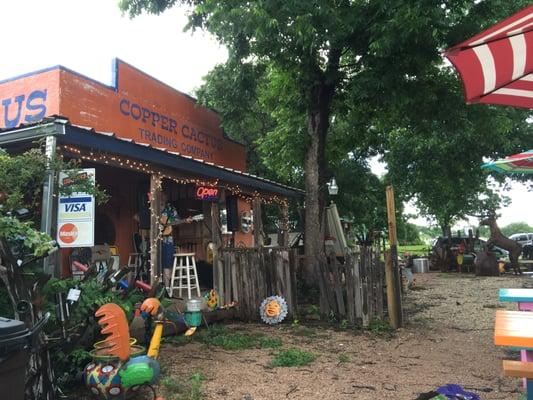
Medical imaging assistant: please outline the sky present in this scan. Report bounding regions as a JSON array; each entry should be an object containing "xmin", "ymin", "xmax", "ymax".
[{"xmin": 1, "ymin": 0, "xmax": 531, "ymax": 228}]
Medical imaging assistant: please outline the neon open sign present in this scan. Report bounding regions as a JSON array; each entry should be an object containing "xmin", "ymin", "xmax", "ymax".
[{"xmin": 196, "ymin": 186, "xmax": 219, "ymax": 201}]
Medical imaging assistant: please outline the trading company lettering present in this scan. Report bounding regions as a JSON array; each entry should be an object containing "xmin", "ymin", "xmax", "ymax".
[
  {"xmin": 0, "ymin": 89, "xmax": 47, "ymax": 128},
  {"xmin": 120, "ymin": 97, "xmax": 223, "ymax": 160}
]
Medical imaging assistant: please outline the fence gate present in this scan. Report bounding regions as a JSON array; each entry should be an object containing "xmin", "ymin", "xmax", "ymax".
[
  {"xmin": 325, "ymin": 246, "xmax": 385, "ymax": 327},
  {"xmin": 215, "ymin": 247, "xmax": 297, "ymax": 321}
]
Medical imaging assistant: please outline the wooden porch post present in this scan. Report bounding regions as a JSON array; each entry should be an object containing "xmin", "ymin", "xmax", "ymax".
[
  {"xmin": 211, "ymin": 201, "xmax": 224, "ymax": 303},
  {"xmin": 149, "ymin": 174, "xmax": 162, "ymax": 287},
  {"xmin": 278, "ymin": 202, "xmax": 289, "ymax": 247},
  {"xmin": 252, "ymin": 197, "xmax": 263, "ymax": 247}
]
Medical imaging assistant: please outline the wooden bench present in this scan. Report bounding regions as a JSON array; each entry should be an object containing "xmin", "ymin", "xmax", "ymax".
[
  {"xmin": 503, "ymin": 360, "xmax": 533, "ymax": 398},
  {"xmin": 495, "ymin": 310, "xmax": 533, "ymax": 398},
  {"xmin": 495, "ymin": 310, "xmax": 533, "ymax": 347},
  {"xmin": 499, "ymin": 288, "xmax": 533, "ymax": 311}
]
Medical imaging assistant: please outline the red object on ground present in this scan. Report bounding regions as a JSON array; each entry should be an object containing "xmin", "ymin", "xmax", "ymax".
[
  {"xmin": 444, "ymin": 5, "xmax": 533, "ymax": 109},
  {"xmin": 134, "ymin": 280, "xmax": 151, "ymax": 293}
]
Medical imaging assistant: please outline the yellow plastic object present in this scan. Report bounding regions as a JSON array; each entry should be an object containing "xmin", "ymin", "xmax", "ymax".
[
  {"xmin": 141, "ymin": 298, "xmax": 161, "ymax": 316},
  {"xmin": 265, "ymin": 300, "xmax": 281, "ymax": 317},
  {"xmin": 206, "ymin": 289, "xmax": 218, "ymax": 310},
  {"xmin": 95, "ymin": 303, "xmax": 131, "ymax": 361},
  {"xmin": 90, "ymin": 344, "xmax": 145, "ymax": 362},
  {"xmin": 93, "ymin": 337, "xmax": 137, "ymax": 349},
  {"xmin": 109, "ymin": 246, "xmax": 119, "ymax": 255},
  {"xmin": 499, "ymin": 261, "xmax": 506, "ymax": 273},
  {"xmin": 184, "ymin": 327, "xmax": 197, "ymax": 336},
  {"xmin": 147, "ymin": 322, "xmax": 164, "ymax": 359}
]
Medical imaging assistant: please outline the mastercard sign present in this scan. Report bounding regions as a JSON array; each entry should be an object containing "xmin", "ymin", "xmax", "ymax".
[
  {"xmin": 58, "ymin": 223, "xmax": 78, "ymax": 244},
  {"xmin": 57, "ymin": 169, "xmax": 95, "ymax": 247}
]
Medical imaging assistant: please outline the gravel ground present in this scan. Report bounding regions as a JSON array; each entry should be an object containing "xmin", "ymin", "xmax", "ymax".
[{"xmin": 156, "ymin": 272, "xmax": 532, "ymax": 400}]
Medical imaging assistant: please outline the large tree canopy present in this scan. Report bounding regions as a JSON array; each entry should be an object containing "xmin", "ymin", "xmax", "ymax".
[
  {"xmin": 120, "ymin": 0, "xmax": 533, "ymax": 288},
  {"xmin": 382, "ymin": 67, "xmax": 533, "ymax": 231}
]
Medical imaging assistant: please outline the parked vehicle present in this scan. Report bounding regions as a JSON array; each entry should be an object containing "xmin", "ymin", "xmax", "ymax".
[
  {"xmin": 429, "ymin": 236, "xmax": 509, "ymax": 271},
  {"xmin": 509, "ymin": 233, "xmax": 533, "ymax": 260}
]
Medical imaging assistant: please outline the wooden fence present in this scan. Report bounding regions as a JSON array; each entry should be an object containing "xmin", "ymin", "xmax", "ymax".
[
  {"xmin": 323, "ymin": 246, "xmax": 385, "ymax": 327},
  {"xmin": 214, "ymin": 247, "xmax": 298, "ymax": 321},
  {"xmin": 213, "ymin": 245, "xmax": 384, "ymax": 326}
]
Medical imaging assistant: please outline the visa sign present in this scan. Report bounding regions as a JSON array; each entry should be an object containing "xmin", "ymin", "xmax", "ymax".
[
  {"xmin": 59, "ymin": 197, "xmax": 92, "ymax": 219},
  {"xmin": 65, "ymin": 203, "xmax": 87, "ymax": 212},
  {"xmin": 1, "ymin": 89, "xmax": 48, "ymax": 128}
]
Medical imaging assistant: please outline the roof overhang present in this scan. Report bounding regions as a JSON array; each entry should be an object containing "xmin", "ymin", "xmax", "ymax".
[{"xmin": 0, "ymin": 119, "xmax": 303, "ymax": 198}]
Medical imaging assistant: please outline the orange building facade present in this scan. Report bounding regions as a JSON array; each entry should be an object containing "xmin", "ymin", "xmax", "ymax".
[{"xmin": 0, "ymin": 60, "xmax": 299, "ymax": 283}]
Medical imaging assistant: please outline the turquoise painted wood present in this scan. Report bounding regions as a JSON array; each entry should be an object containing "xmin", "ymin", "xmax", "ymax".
[
  {"xmin": 527, "ymin": 379, "xmax": 533, "ymax": 400},
  {"xmin": 499, "ymin": 288, "xmax": 533, "ymax": 303}
]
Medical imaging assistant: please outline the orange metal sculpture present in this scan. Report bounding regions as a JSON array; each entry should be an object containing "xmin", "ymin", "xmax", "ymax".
[{"xmin": 94, "ymin": 303, "xmax": 131, "ymax": 361}]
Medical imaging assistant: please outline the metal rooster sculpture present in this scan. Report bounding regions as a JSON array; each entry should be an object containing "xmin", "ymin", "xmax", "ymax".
[{"xmin": 83, "ymin": 299, "xmax": 163, "ymax": 399}]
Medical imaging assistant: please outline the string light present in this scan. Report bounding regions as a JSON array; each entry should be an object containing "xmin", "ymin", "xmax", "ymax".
[{"xmin": 60, "ymin": 145, "xmax": 289, "ymax": 207}]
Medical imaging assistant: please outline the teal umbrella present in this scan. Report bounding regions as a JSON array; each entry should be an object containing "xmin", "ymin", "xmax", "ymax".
[{"xmin": 482, "ymin": 150, "xmax": 533, "ymax": 174}]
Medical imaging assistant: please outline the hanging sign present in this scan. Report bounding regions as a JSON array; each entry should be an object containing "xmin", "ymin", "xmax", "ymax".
[
  {"xmin": 196, "ymin": 186, "xmax": 219, "ymax": 201},
  {"xmin": 57, "ymin": 169, "xmax": 95, "ymax": 248}
]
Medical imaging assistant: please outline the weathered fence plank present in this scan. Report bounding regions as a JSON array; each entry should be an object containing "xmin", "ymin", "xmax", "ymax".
[{"xmin": 345, "ymin": 252, "xmax": 356, "ymax": 325}]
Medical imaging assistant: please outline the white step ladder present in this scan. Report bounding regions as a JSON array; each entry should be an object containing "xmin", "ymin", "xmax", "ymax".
[{"xmin": 169, "ymin": 253, "xmax": 201, "ymax": 299}]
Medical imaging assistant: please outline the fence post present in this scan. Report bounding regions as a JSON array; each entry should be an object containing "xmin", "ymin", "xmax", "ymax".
[
  {"xmin": 253, "ymin": 197, "xmax": 264, "ymax": 247},
  {"xmin": 385, "ymin": 185, "xmax": 403, "ymax": 329},
  {"xmin": 211, "ymin": 202, "xmax": 224, "ymax": 304},
  {"xmin": 278, "ymin": 202, "xmax": 290, "ymax": 247}
]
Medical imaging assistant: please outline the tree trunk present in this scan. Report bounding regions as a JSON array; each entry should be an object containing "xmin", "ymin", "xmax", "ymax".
[
  {"xmin": 302, "ymin": 49, "xmax": 341, "ymax": 316},
  {"xmin": 0, "ymin": 238, "xmax": 57, "ymax": 400}
]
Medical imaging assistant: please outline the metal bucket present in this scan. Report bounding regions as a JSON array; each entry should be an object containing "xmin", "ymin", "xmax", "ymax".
[
  {"xmin": 186, "ymin": 298, "xmax": 203, "ymax": 312},
  {"xmin": 412, "ymin": 258, "xmax": 429, "ymax": 273}
]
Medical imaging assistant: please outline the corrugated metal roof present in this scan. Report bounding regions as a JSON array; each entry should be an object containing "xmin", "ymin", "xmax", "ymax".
[{"xmin": 0, "ymin": 117, "xmax": 303, "ymax": 197}]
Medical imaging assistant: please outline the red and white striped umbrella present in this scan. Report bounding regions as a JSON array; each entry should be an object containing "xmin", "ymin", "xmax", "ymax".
[{"xmin": 445, "ymin": 5, "xmax": 533, "ymax": 109}]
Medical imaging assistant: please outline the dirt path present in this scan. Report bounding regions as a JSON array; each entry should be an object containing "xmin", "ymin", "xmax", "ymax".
[{"xmin": 157, "ymin": 273, "xmax": 531, "ymax": 399}]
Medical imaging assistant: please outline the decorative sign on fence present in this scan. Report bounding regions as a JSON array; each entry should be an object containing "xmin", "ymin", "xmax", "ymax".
[{"xmin": 57, "ymin": 169, "xmax": 95, "ymax": 248}]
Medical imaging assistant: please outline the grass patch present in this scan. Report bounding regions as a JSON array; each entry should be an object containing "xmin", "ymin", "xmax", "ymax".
[
  {"xmin": 398, "ymin": 244, "xmax": 430, "ymax": 256},
  {"xmin": 161, "ymin": 372, "xmax": 205, "ymax": 400},
  {"xmin": 195, "ymin": 324, "xmax": 281, "ymax": 350},
  {"xmin": 368, "ymin": 318, "xmax": 393, "ymax": 334},
  {"xmin": 338, "ymin": 353, "xmax": 350, "ymax": 363},
  {"xmin": 269, "ymin": 347, "xmax": 316, "ymax": 368},
  {"xmin": 259, "ymin": 337, "xmax": 283, "ymax": 348}
]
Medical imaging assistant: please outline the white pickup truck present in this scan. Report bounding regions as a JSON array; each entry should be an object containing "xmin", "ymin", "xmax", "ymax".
[{"xmin": 510, "ymin": 233, "xmax": 533, "ymax": 260}]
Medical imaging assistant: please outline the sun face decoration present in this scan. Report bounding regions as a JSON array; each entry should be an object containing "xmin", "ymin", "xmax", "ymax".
[
  {"xmin": 265, "ymin": 300, "xmax": 281, "ymax": 317},
  {"xmin": 259, "ymin": 296, "xmax": 288, "ymax": 325},
  {"xmin": 205, "ymin": 289, "xmax": 218, "ymax": 310}
]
